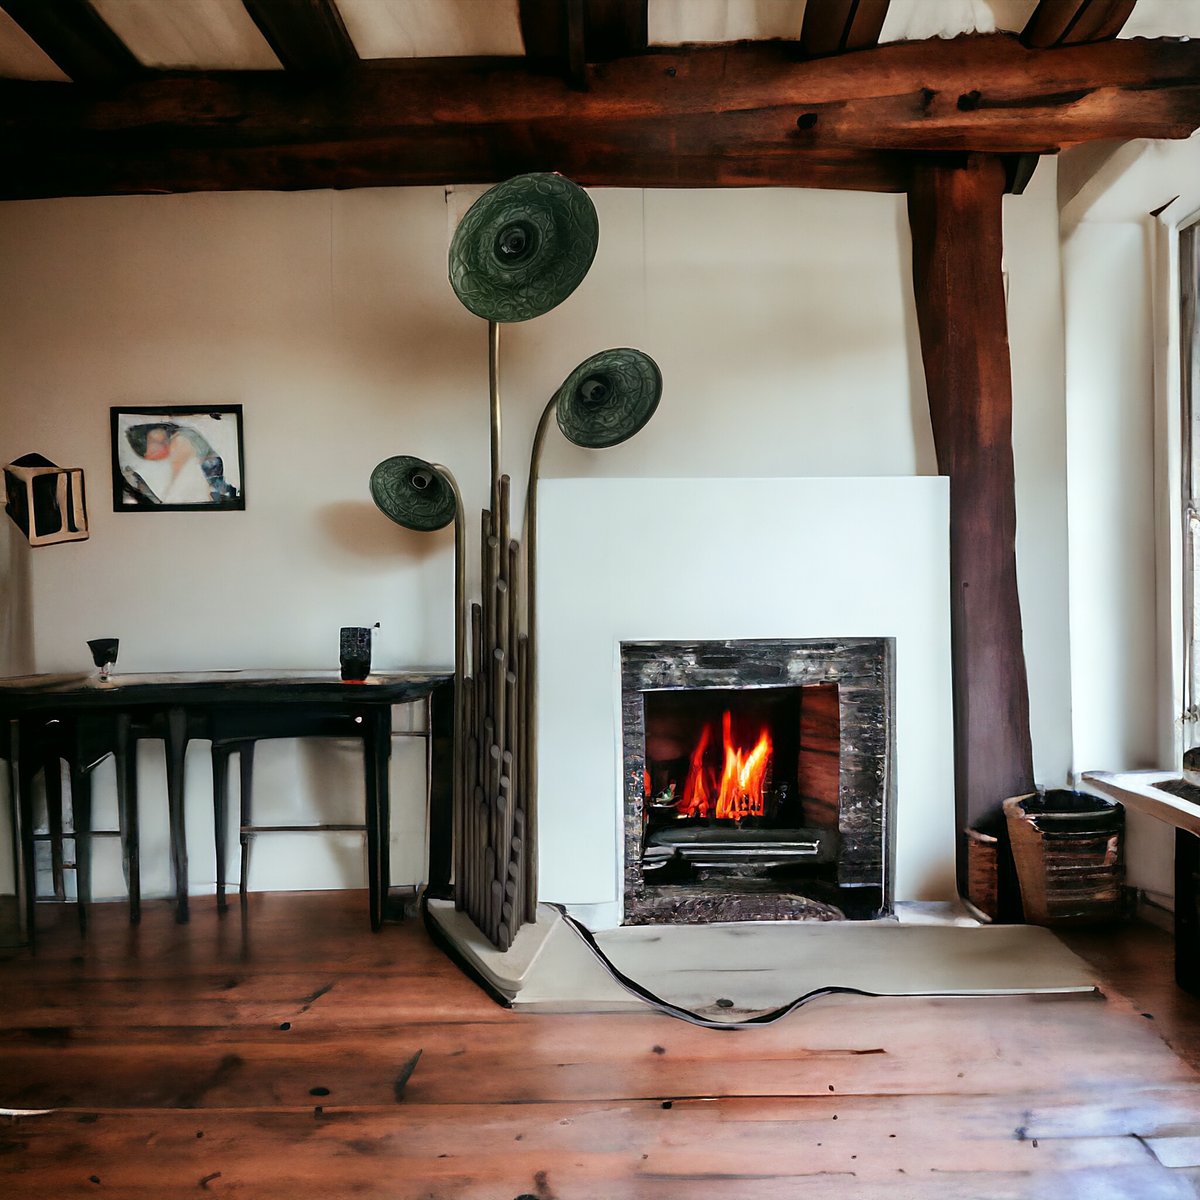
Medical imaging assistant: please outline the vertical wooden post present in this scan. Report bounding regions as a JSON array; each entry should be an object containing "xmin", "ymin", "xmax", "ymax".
[{"xmin": 907, "ymin": 154, "xmax": 1036, "ymax": 889}]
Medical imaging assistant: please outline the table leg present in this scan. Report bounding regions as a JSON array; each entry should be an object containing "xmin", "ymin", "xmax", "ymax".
[
  {"xmin": 43, "ymin": 743, "xmax": 65, "ymax": 901},
  {"xmin": 1176, "ymin": 829, "xmax": 1200, "ymax": 995},
  {"xmin": 166, "ymin": 706, "xmax": 189, "ymax": 924},
  {"xmin": 238, "ymin": 742, "xmax": 255, "ymax": 903},
  {"xmin": 212, "ymin": 744, "xmax": 229, "ymax": 912},
  {"xmin": 114, "ymin": 713, "xmax": 140, "ymax": 924},
  {"xmin": 69, "ymin": 752, "xmax": 92, "ymax": 937},
  {"xmin": 11, "ymin": 719, "xmax": 35, "ymax": 946},
  {"xmin": 363, "ymin": 708, "xmax": 391, "ymax": 932}
]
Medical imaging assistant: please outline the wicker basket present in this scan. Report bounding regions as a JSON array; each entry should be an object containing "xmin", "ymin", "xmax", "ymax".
[
  {"xmin": 964, "ymin": 827, "xmax": 1000, "ymax": 921},
  {"xmin": 1002, "ymin": 790, "xmax": 1124, "ymax": 926}
]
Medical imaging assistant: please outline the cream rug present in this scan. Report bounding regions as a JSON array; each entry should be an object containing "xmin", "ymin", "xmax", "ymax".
[{"xmin": 426, "ymin": 900, "xmax": 1098, "ymax": 1025}]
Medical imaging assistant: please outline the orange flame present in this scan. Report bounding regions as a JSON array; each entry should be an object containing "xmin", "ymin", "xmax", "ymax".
[{"xmin": 676, "ymin": 711, "xmax": 771, "ymax": 820}]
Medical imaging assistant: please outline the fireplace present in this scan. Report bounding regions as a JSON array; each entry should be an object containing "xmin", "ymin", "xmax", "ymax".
[{"xmin": 621, "ymin": 638, "xmax": 894, "ymax": 925}]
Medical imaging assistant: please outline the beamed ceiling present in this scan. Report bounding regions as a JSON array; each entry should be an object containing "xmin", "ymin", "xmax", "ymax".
[{"xmin": 0, "ymin": 0, "xmax": 1198, "ymax": 199}]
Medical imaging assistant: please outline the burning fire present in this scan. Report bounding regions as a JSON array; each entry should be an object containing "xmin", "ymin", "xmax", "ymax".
[{"xmin": 677, "ymin": 711, "xmax": 772, "ymax": 820}]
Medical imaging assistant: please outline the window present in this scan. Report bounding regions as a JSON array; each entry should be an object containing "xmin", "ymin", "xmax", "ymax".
[{"xmin": 1181, "ymin": 222, "xmax": 1200, "ymax": 726}]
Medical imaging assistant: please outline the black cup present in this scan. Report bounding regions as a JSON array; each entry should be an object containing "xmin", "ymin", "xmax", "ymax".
[{"xmin": 340, "ymin": 626, "xmax": 372, "ymax": 682}]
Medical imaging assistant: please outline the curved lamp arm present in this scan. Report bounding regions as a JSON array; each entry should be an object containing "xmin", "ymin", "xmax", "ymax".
[{"xmin": 522, "ymin": 348, "xmax": 662, "ymax": 921}]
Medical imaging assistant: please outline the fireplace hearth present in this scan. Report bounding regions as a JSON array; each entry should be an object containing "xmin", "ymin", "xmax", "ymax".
[{"xmin": 621, "ymin": 638, "xmax": 894, "ymax": 925}]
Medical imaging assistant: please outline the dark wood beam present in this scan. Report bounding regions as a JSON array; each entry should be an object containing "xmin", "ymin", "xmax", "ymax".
[
  {"xmin": 519, "ymin": 0, "xmax": 564, "ymax": 62},
  {"xmin": 1021, "ymin": 0, "xmax": 1137, "ymax": 48},
  {"xmin": 518, "ymin": 0, "xmax": 584, "ymax": 87},
  {"xmin": 783, "ymin": 32, "xmax": 1200, "ymax": 151},
  {"xmin": 0, "ymin": 0, "xmax": 144, "ymax": 86},
  {"xmin": 241, "ymin": 0, "xmax": 358, "ymax": 74},
  {"xmin": 566, "ymin": 0, "xmax": 586, "ymax": 89},
  {"xmin": 520, "ymin": 0, "xmax": 647, "ymax": 88},
  {"xmin": 0, "ymin": 114, "xmax": 918, "ymax": 199},
  {"xmin": 3, "ymin": 34, "xmax": 1200, "ymax": 198},
  {"xmin": 799, "ymin": 0, "xmax": 891, "ymax": 58},
  {"xmin": 583, "ymin": 0, "xmax": 648, "ymax": 60},
  {"xmin": 907, "ymin": 154, "xmax": 1035, "ymax": 883}
]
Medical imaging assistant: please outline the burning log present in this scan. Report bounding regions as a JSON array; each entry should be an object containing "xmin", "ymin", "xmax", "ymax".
[{"xmin": 676, "ymin": 712, "xmax": 773, "ymax": 821}]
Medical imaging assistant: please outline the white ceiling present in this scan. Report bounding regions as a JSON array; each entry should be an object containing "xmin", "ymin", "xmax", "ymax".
[{"xmin": 1, "ymin": 0, "xmax": 1197, "ymax": 81}]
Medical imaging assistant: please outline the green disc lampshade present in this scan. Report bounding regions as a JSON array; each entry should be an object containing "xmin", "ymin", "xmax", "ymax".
[
  {"xmin": 555, "ymin": 348, "xmax": 663, "ymax": 449},
  {"xmin": 370, "ymin": 455, "xmax": 456, "ymax": 531},
  {"xmin": 449, "ymin": 173, "xmax": 599, "ymax": 323}
]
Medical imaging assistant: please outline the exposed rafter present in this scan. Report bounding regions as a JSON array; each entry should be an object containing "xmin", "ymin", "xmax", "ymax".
[
  {"xmin": 2, "ymin": 34, "xmax": 1199, "ymax": 199},
  {"xmin": 566, "ymin": 0, "xmax": 586, "ymax": 89},
  {"xmin": 582, "ymin": 0, "xmax": 648, "ymax": 61},
  {"xmin": 518, "ymin": 0, "xmax": 561, "ymax": 62},
  {"xmin": 520, "ymin": 0, "xmax": 647, "ymax": 87},
  {"xmin": 1021, "ymin": 0, "xmax": 1138, "ymax": 48},
  {"xmin": 0, "ymin": 0, "xmax": 143, "ymax": 87},
  {"xmin": 799, "ymin": 0, "xmax": 891, "ymax": 58},
  {"xmin": 241, "ymin": 0, "xmax": 358, "ymax": 74},
  {"xmin": 783, "ymin": 32, "xmax": 1200, "ymax": 151}
]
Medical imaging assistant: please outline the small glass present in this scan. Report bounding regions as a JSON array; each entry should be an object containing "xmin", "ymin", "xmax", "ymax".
[{"xmin": 87, "ymin": 637, "xmax": 119, "ymax": 682}]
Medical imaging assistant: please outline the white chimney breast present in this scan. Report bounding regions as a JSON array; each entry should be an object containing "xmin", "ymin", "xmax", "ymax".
[{"xmin": 535, "ymin": 475, "xmax": 956, "ymax": 928}]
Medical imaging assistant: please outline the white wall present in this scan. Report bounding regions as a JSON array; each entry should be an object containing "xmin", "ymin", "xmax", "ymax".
[
  {"xmin": 1059, "ymin": 132, "xmax": 1200, "ymax": 905},
  {"xmin": 0, "ymin": 178, "xmax": 1076, "ymax": 905},
  {"xmin": 1063, "ymin": 219, "xmax": 1176, "ymax": 902},
  {"xmin": 1007, "ymin": 163, "xmax": 1074, "ymax": 788},
  {"xmin": 537, "ymin": 476, "xmax": 955, "ymax": 928},
  {"xmin": 1064, "ymin": 222, "xmax": 1159, "ymax": 773}
]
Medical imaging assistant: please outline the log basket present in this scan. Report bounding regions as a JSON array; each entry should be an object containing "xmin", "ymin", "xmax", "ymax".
[{"xmin": 1002, "ymin": 789, "xmax": 1125, "ymax": 926}]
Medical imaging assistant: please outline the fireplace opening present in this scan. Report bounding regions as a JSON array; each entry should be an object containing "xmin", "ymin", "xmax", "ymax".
[
  {"xmin": 622, "ymin": 639, "xmax": 893, "ymax": 925},
  {"xmin": 644, "ymin": 681, "xmax": 837, "ymax": 841}
]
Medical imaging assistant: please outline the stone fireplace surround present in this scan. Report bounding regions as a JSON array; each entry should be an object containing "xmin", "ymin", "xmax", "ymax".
[
  {"xmin": 536, "ymin": 476, "xmax": 956, "ymax": 930},
  {"xmin": 620, "ymin": 636, "xmax": 894, "ymax": 925}
]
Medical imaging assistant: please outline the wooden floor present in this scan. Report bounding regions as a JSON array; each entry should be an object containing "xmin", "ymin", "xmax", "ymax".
[{"xmin": 3, "ymin": 893, "xmax": 1200, "ymax": 1199}]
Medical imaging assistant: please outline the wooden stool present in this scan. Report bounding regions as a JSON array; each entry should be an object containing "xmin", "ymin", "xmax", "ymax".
[
  {"xmin": 207, "ymin": 701, "xmax": 431, "ymax": 930},
  {"xmin": 18, "ymin": 712, "xmax": 141, "ymax": 935}
]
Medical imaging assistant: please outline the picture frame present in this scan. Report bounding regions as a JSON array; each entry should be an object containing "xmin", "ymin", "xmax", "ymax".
[{"xmin": 110, "ymin": 405, "xmax": 245, "ymax": 512}]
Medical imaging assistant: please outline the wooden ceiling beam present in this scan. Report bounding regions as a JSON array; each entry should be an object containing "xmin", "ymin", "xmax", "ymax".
[
  {"xmin": 3, "ymin": 34, "xmax": 1199, "ymax": 199},
  {"xmin": 566, "ymin": 0, "xmax": 586, "ymax": 89},
  {"xmin": 0, "ymin": 0, "xmax": 144, "ymax": 87},
  {"xmin": 520, "ymin": 0, "xmax": 647, "ymax": 88},
  {"xmin": 241, "ymin": 0, "xmax": 358, "ymax": 74},
  {"xmin": 799, "ymin": 0, "xmax": 891, "ymax": 58},
  {"xmin": 583, "ymin": 0, "xmax": 648, "ymax": 61},
  {"xmin": 0, "ymin": 121, "xmax": 919, "ymax": 199},
  {"xmin": 1021, "ymin": 0, "xmax": 1138, "ymax": 48}
]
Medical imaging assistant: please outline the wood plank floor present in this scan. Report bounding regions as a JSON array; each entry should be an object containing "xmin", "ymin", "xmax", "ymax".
[{"xmin": 3, "ymin": 892, "xmax": 1200, "ymax": 1199}]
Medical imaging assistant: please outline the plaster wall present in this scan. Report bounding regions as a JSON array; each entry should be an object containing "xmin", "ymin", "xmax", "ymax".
[
  {"xmin": 1059, "ymin": 133, "xmax": 1200, "ymax": 906},
  {"xmin": 1063, "ymin": 219, "xmax": 1175, "ymax": 901},
  {"xmin": 0, "ymin": 177, "xmax": 1074, "ymax": 905},
  {"xmin": 537, "ymin": 476, "xmax": 954, "ymax": 928}
]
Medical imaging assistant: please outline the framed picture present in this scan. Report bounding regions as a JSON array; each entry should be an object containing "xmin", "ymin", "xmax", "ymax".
[{"xmin": 111, "ymin": 406, "xmax": 245, "ymax": 512}]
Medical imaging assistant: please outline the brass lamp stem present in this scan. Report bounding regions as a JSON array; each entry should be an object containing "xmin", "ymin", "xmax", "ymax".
[
  {"xmin": 522, "ymin": 396, "xmax": 557, "ymax": 922},
  {"xmin": 488, "ymin": 321, "xmax": 502, "ymax": 515}
]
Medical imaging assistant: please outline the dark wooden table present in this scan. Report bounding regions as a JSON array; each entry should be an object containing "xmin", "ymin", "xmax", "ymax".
[
  {"xmin": 0, "ymin": 670, "xmax": 453, "ymax": 940},
  {"xmin": 1084, "ymin": 770, "xmax": 1200, "ymax": 996}
]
